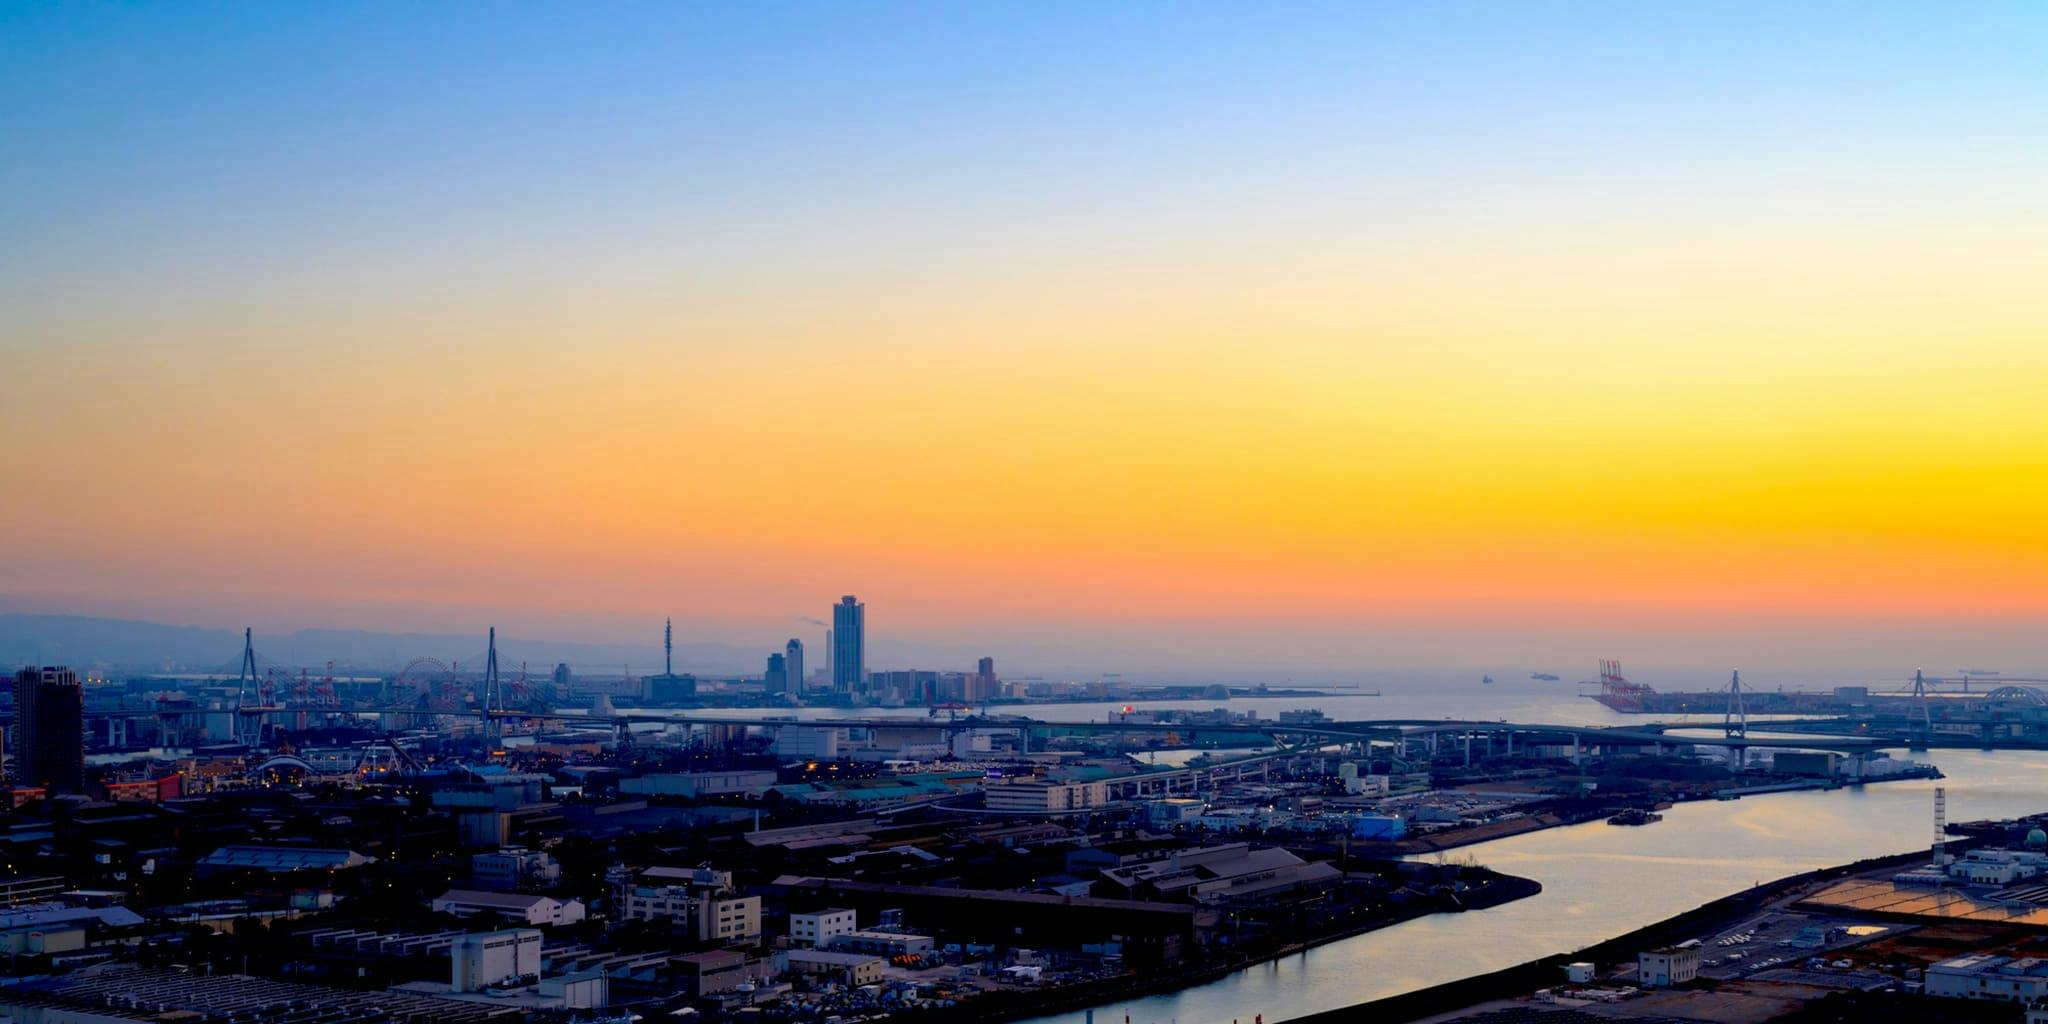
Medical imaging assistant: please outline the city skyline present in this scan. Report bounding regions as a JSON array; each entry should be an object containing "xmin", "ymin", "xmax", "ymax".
[
  {"xmin": 8, "ymin": 4, "xmax": 2048, "ymax": 675},
  {"xmin": 7, "ymin": 8, "xmax": 2048, "ymax": 1022}
]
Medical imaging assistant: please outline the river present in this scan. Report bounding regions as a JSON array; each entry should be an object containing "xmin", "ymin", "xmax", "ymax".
[
  {"xmin": 995, "ymin": 687, "xmax": 2048, "ymax": 1024},
  {"xmin": 629, "ymin": 683, "xmax": 2048, "ymax": 1024}
]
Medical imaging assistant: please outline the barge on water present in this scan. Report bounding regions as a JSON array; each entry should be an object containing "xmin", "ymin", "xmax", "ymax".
[{"xmin": 1606, "ymin": 808, "xmax": 1663, "ymax": 826}]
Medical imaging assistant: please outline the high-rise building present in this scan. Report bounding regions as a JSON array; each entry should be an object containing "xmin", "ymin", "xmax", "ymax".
[
  {"xmin": 868, "ymin": 669, "xmax": 941, "ymax": 704},
  {"xmin": 764, "ymin": 652, "xmax": 788, "ymax": 693},
  {"xmin": 785, "ymin": 639, "xmax": 805, "ymax": 693},
  {"xmin": 831, "ymin": 597, "xmax": 865, "ymax": 694},
  {"xmin": 971, "ymin": 656, "xmax": 998, "ymax": 703},
  {"xmin": 15, "ymin": 666, "xmax": 83, "ymax": 793}
]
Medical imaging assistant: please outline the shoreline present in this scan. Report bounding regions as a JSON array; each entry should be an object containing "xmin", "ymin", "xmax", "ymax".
[
  {"xmin": 989, "ymin": 769, "xmax": 1950, "ymax": 1024},
  {"xmin": 909, "ymin": 868, "xmax": 1543, "ymax": 1024},
  {"xmin": 1361, "ymin": 768, "xmax": 1941, "ymax": 858},
  {"xmin": 1285, "ymin": 844, "xmax": 1947, "ymax": 1024}
]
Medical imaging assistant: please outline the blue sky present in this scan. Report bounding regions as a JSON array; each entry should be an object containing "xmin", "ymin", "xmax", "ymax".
[{"xmin": 7, "ymin": 3, "xmax": 2048, "ymax": 676}]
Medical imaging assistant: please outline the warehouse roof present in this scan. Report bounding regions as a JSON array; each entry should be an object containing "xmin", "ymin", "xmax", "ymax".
[{"xmin": 196, "ymin": 845, "xmax": 374, "ymax": 872}]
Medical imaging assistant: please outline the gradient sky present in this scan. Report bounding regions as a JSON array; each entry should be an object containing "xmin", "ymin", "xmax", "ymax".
[{"xmin": 6, "ymin": 3, "xmax": 2048, "ymax": 676}]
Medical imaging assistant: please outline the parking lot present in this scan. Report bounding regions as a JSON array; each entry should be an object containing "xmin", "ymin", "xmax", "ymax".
[{"xmin": 1693, "ymin": 910, "xmax": 1897, "ymax": 981}]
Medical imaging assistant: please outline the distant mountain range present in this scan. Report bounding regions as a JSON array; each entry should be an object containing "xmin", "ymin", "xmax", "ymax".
[{"xmin": 0, "ymin": 614, "xmax": 762, "ymax": 675}]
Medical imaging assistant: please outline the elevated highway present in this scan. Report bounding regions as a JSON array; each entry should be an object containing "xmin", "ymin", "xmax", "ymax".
[
  {"xmin": 480, "ymin": 709, "xmax": 1894, "ymax": 754},
  {"xmin": 56, "ymin": 702, "xmax": 1948, "ymax": 757}
]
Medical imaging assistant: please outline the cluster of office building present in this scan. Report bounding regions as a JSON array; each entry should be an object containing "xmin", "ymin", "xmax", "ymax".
[{"xmin": 638, "ymin": 596, "xmax": 1004, "ymax": 708}]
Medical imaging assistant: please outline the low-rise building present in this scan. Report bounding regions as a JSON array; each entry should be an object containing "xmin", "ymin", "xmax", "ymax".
[
  {"xmin": 432, "ymin": 889, "xmax": 587, "ymax": 928},
  {"xmin": 610, "ymin": 865, "xmax": 759, "ymax": 942},
  {"xmin": 451, "ymin": 929, "xmax": 542, "ymax": 991},
  {"xmin": 787, "ymin": 949, "xmax": 885, "ymax": 986},
  {"xmin": 695, "ymin": 895, "xmax": 762, "ymax": 944},
  {"xmin": 984, "ymin": 778, "xmax": 1111, "ymax": 814},
  {"xmin": 773, "ymin": 726, "xmax": 841, "ymax": 759},
  {"xmin": 1191, "ymin": 807, "xmax": 1270, "ymax": 833},
  {"xmin": 791, "ymin": 908, "xmax": 857, "ymax": 948},
  {"xmin": 195, "ymin": 845, "xmax": 375, "ymax": 875},
  {"xmin": 769, "ymin": 772, "xmax": 981, "ymax": 810},
  {"xmin": 775, "ymin": 874, "xmax": 1204, "ymax": 967},
  {"xmin": 676, "ymin": 949, "xmax": 775, "ymax": 997},
  {"xmin": 617, "ymin": 882, "xmax": 697, "ymax": 924},
  {"xmin": 638, "ymin": 865, "xmax": 734, "ymax": 891},
  {"xmin": 1145, "ymin": 798, "xmax": 1207, "ymax": 827},
  {"xmin": 1927, "ymin": 954, "xmax": 2048, "ymax": 1002},
  {"xmin": 1950, "ymin": 848, "xmax": 2048, "ymax": 886},
  {"xmin": 1096, "ymin": 842, "xmax": 1341, "ymax": 904},
  {"xmin": 620, "ymin": 770, "xmax": 779, "ymax": 800},
  {"xmin": 472, "ymin": 848, "xmax": 561, "ymax": 890},
  {"xmin": 1638, "ymin": 947, "xmax": 1700, "ymax": 988},
  {"xmin": 831, "ymin": 930, "xmax": 934, "ymax": 956},
  {"xmin": 0, "ymin": 902, "xmax": 143, "ymax": 955},
  {"xmin": 613, "ymin": 865, "xmax": 726, "ymax": 919},
  {"xmin": 1066, "ymin": 838, "xmax": 1183, "ymax": 874}
]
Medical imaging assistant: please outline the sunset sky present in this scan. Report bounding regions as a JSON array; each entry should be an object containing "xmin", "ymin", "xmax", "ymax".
[{"xmin": 6, "ymin": 3, "xmax": 2048, "ymax": 676}]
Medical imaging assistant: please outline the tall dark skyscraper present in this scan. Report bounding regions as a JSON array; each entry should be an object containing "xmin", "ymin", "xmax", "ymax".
[
  {"xmin": 785, "ymin": 639, "xmax": 805, "ymax": 693},
  {"xmin": 764, "ymin": 652, "xmax": 788, "ymax": 693},
  {"xmin": 831, "ymin": 596, "xmax": 865, "ymax": 694},
  {"xmin": 15, "ymin": 666, "xmax": 84, "ymax": 794}
]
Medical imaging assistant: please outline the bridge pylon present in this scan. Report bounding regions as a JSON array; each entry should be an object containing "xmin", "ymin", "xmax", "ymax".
[
  {"xmin": 234, "ymin": 627, "xmax": 262, "ymax": 748},
  {"xmin": 1724, "ymin": 669, "xmax": 1747, "ymax": 740},
  {"xmin": 481, "ymin": 627, "xmax": 503, "ymax": 750},
  {"xmin": 1910, "ymin": 668, "xmax": 1933, "ymax": 745}
]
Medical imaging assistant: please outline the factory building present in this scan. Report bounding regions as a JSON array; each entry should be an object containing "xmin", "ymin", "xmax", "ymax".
[
  {"xmin": 431, "ymin": 889, "xmax": 587, "ymax": 928},
  {"xmin": 451, "ymin": 929, "xmax": 542, "ymax": 991}
]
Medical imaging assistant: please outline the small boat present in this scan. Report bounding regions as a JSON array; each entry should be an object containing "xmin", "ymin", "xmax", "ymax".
[{"xmin": 1481, "ymin": 675, "xmax": 1494, "ymax": 685}]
